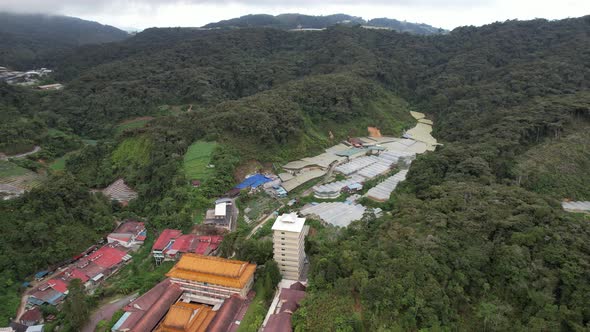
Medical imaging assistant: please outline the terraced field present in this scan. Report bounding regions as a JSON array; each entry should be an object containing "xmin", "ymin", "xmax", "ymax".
[{"xmin": 0, "ymin": 161, "xmax": 43, "ymax": 191}]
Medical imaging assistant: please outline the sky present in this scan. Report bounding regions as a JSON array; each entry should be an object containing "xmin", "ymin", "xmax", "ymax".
[{"xmin": 0, "ymin": 0, "xmax": 588, "ymax": 31}]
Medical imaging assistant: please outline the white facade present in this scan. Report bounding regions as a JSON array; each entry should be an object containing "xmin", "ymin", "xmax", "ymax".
[{"xmin": 272, "ymin": 213, "xmax": 306, "ymax": 280}]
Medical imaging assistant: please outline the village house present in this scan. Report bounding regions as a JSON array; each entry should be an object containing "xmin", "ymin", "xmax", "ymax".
[
  {"xmin": 19, "ymin": 308, "xmax": 42, "ymax": 327},
  {"xmin": 107, "ymin": 220, "xmax": 147, "ymax": 248},
  {"xmin": 152, "ymin": 229, "xmax": 222, "ymax": 264},
  {"xmin": 204, "ymin": 198, "xmax": 237, "ymax": 231}
]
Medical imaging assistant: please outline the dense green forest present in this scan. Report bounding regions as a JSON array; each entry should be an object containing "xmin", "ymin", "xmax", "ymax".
[{"xmin": 0, "ymin": 14, "xmax": 589, "ymax": 330}]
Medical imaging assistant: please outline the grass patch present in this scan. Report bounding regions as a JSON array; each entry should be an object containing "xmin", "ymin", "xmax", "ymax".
[
  {"xmin": 183, "ymin": 141, "xmax": 217, "ymax": 181},
  {"xmin": 49, "ymin": 155, "xmax": 67, "ymax": 171},
  {"xmin": 112, "ymin": 135, "xmax": 153, "ymax": 169}
]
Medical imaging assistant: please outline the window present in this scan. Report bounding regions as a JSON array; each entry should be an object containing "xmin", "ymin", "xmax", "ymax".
[
  {"xmin": 281, "ymin": 238, "xmax": 285, "ymax": 240},
  {"xmin": 281, "ymin": 248, "xmax": 285, "ymax": 251},
  {"xmin": 281, "ymin": 254, "xmax": 285, "ymax": 256},
  {"xmin": 281, "ymin": 232, "xmax": 285, "ymax": 234}
]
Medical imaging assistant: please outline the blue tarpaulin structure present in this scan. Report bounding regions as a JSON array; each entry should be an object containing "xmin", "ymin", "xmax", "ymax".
[
  {"xmin": 34, "ymin": 270, "xmax": 49, "ymax": 279},
  {"xmin": 235, "ymin": 174, "xmax": 272, "ymax": 189}
]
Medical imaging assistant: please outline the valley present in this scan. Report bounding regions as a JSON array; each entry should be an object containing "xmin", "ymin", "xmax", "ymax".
[{"xmin": 0, "ymin": 11, "xmax": 589, "ymax": 332}]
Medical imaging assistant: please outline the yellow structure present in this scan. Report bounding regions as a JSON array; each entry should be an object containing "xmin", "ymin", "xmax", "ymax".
[
  {"xmin": 166, "ymin": 254, "xmax": 256, "ymax": 304},
  {"xmin": 154, "ymin": 302, "xmax": 216, "ymax": 332}
]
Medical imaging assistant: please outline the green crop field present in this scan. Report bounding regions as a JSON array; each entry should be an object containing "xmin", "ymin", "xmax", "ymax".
[
  {"xmin": 49, "ymin": 155, "xmax": 67, "ymax": 171},
  {"xmin": 183, "ymin": 141, "xmax": 217, "ymax": 181}
]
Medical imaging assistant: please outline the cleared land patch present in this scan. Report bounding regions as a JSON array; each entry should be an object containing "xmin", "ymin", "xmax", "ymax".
[
  {"xmin": 112, "ymin": 135, "xmax": 153, "ymax": 169},
  {"xmin": 183, "ymin": 141, "xmax": 217, "ymax": 181}
]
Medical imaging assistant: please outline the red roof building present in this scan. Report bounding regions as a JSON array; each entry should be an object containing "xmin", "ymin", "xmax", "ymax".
[
  {"xmin": 84, "ymin": 245, "xmax": 129, "ymax": 269},
  {"xmin": 153, "ymin": 229, "xmax": 183, "ymax": 251},
  {"xmin": 67, "ymin": 268, "xmax": 90, "ymax": 283},
  {"xmin": 47, "ymin": 279, "xmax": 68, "ymax": 294},
  {"xmin": 152, "ymin": 230, "xmax": 223, "ymax": 263}
]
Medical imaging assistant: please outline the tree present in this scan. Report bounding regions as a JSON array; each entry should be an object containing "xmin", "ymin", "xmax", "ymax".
[{"xmin": 62, "ymin": 279, "xmax": 90, "ymax": 331}]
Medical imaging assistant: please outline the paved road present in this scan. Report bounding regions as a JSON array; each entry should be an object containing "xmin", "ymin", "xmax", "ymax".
[{"xmin": 82, "ymin": 293, "xmax": 137, "ymax": 332}]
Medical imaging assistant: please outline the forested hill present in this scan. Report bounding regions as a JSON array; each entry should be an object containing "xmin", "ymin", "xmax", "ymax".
[
  {"xmin": 0, "ymin": 12, "xmax": 128, "ymax": 69},
  {"xmin": 1, "ymin": 15, "xmax": 590, "ymax": 330},
  {"xmin": 202, "ymin": 13, "xmax": 447, "ymax": 34}
]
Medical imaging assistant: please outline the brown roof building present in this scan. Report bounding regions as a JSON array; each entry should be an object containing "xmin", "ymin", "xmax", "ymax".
[{"xmin": 112, "ymin": 279, "xmax": 183, "ymax": 332}]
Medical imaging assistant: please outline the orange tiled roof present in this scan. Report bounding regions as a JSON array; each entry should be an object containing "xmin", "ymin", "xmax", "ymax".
[
  {"xmin": 166, "ymin": 254, "xmax": 255, "ymax": 289},
  {"xmin": 154, "ymin": 302, "xmax": 216, "ymax": 332}
]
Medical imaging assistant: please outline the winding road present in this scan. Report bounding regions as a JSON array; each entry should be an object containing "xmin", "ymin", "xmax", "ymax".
[{"xmin": 0, "ymin": 146, "xmax": 41, "ymax": 160}]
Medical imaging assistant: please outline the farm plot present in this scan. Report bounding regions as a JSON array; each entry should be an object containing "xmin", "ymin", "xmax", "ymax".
[{"xmin": 183, "ymin": 141, "xmax": 217, "ymax": 181}]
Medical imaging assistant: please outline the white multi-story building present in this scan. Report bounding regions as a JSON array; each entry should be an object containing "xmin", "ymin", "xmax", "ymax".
[{"xmin": 272, "ymin": 213, "xmax": 308, "ymax": 280}]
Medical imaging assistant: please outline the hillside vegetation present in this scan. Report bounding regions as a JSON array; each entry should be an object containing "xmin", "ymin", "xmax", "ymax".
[
  {"xmin": 0, "ymin": 12, "xmax": 128, "ymax": 69},
  {"xmin": 0, "ymin": 15, "xmax": 589, "ymax": 330},
  {"xmin": 203, "ymin": 13, "xmax": 446, "ymax": 35}
]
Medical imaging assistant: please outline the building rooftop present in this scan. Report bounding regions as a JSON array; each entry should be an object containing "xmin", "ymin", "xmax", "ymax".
[
  {"xmin": 214, "ymin": 202, "xmax": 227, "ymax": 216},
  {"xmin": 20, "ymin": 307, "xmax": 42, "ymax": 323},
  {"xmin": 166, "ymin": 254, "xmax": 256, "ymax": 289},
  {"xmin": 154, "ymin": 302, "xmax": 216, "ymax": 332},
  {"xmin": 271, "ymin": 213, "xmax": 306, "ymax": 233},
  {"xmin": 153, "ymin": 229, "xmax": 183, "ymax": 251},
  {"xmin": 114, "ymin": 279, "xmax": 183, "ymax": 331}
]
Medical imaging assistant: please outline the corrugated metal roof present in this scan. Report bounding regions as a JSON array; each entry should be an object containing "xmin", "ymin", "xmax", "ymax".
[{"xmin": 562, "ymin": 201, "xmax": 590, "ymax": 212}]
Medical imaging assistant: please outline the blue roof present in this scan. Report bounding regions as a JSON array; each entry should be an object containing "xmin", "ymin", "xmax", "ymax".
[
  {"xmin": 34, "ymin": 270, "xmax": 49, "ymax": 278},
  {"xmin": 28, "ymin": 297, "xmax": 44, "ymax": 306},
  {"xmin": 112, "ymin": 312, "xmax": 132, "ymax": 331},
  {"xmin": 46, "ymin": 291, "xmax": 65, "ymax": 305},
  {"xmin": 235, "ymin": 174, "xmax": 272, "ymax": 189}
]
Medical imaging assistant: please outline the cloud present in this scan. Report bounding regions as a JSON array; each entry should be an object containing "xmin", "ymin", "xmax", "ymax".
[
  {"xmin": 0, "ymin": 0, "xmax": 587, "ymax": 30},
  {"xmin": 0, "ymin": 0, "xmax": 482, "ymax": 15}
]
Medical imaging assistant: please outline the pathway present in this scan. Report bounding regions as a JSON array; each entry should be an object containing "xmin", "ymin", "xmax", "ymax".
[
  {"xmin": 82, "ymin": 293, "xmax": 138, "ymax": 332},
  {"xmin": 1, "ymin": 146, "xmax": 41, "ymax": 160},
  {"xmin": 246, "ymin": 205, "xmax": 283, "ymax": 240}
]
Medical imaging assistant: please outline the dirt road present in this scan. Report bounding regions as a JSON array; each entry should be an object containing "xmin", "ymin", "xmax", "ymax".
[
  {"xmin": 82, "ymin": 293, "xmax": 137, "ymax": 332},
  {"xmin": 1, "ymin": 146, "xmax": 41, "ymax": 160}
]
